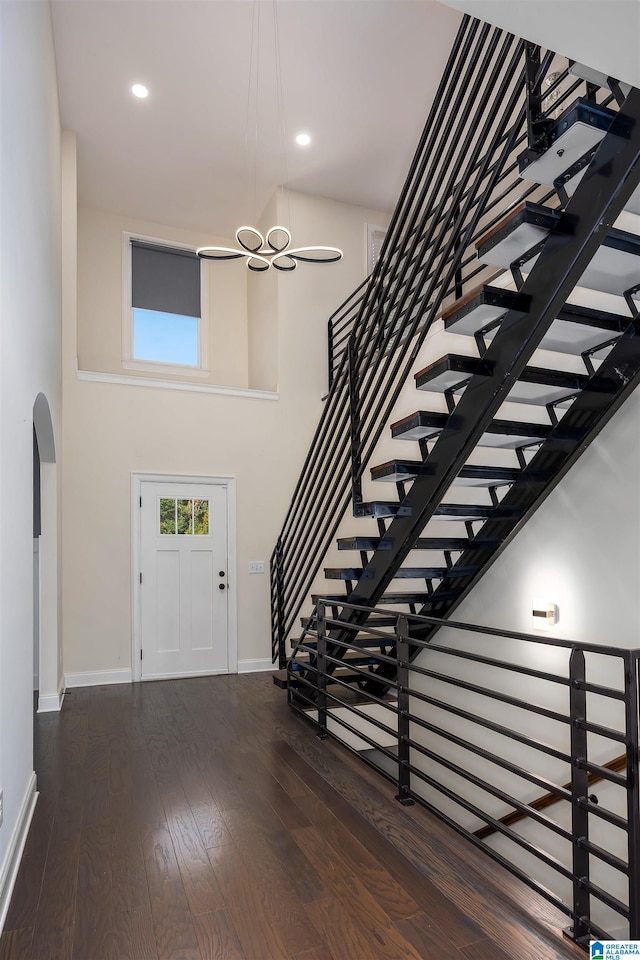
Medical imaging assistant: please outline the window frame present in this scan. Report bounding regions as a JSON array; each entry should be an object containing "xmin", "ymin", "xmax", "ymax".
[
  {"xmin": 365, "ymin": 223, "xmax": 387, "ymax": 275},
  {"xmin": 122, "ymin": 231, "xmax": 210, "ymax": 378}
]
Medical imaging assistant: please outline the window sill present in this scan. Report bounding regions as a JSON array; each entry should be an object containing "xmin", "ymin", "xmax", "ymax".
[
  {"xmin": 77, "ymin": 369, "xmax": 279, "ymax": 401},
  {"xmin": 123, "ymin": 359, "xmax": 210, "ymax": 379}
]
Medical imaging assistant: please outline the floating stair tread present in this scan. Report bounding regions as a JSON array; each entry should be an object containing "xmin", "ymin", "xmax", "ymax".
[
  {"xmin": 370, "ymin": 459, "xmax": 520, "ymax": 487},
  {"xmin": 414, "ymin": 355, "xmax": 591, "ymax": 405},
  {"xmin": 293, "ymin": 650, "xmax": 380, "ymax": 663},
  {"xmin": 299, "ymin": 621, "xmax": 396, "ymax": 634},
  {"xmin": 569, "ymin": 64, "xmax": 632, "ymax": 100},
  {"xmin": 370, "ymin": 459, "xmax": 423, "ymax": 482},
  {"xmin": 391, "ymin": 410, "xmax": 551, "ymax": 448},
  {"xmin": 434, "ymin": 503, "xmax": 522, "ymax": 518},
  {"xmin": 537, "ymin": 304, "xmax": 628, "ymax": 355},
  {"xmin": 355, "ymin": 501, "xmax": 413, "ymax": 519},
  {"xmin": 455, "ymin": 465, "xmax": 521, "ymax": 486},
  {"xmin": 414, "ymin": 353, "xmax": 486, "ymax": 392},
  {"xmin": 327, "ymin": 690, "xmax": 398, "ymax": 707},
  {"xmin": 518, "ymin": 98, "xmax": 618, "ymax": 188},
  {"xmin": 517, "ymin": 93, "xmax": 636, "ymax": 213},
  {"xmin": 336, "ymin": 536, "xmax": 501, "ymax": 551},
  {"xmin": 390, "ymin": 410, "xmax": 447, "ymax": 441},
  {"xmin": 443, "ymin": 286, "xmax": 528, "ymax": 336},
  {"xmin": 475, "ymin": 201, "xmax": 559, "ymax": 266},
  {"xmin": 291, "ymin": 662, "xmax": 370, "ymax": 681},
  {"xmin": 477, "ymin": 202, "xmax": 640, "ymax": 296},
  {"xmin": 325, "ymin": 566, "xmax": 479, "ymax": 580},
  {"xmin": 447, "ymin": 291, "xmax": 630, "ymax": 355},
  {"xmin": 313, "ymin": 592, "xmax": 461, "ymax": 605},
  {"xmin": 508, "ymin": 366, "xmax": 590, "ymax": 405},
  {"xmin": 296, "ymin": 633, "xmax": 396, "ymax": 650},
  {"xmin": 357, "ymin": 502, "xmax": 518, "ymax": 522}
]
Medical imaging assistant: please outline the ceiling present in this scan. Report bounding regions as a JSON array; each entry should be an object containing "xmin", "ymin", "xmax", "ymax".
[{"xmin": 51, "ymin": 0, "xmax": 463, "ymax": 238}]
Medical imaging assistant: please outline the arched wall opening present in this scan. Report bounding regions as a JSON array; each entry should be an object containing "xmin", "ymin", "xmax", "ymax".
[{"xmin": 32, "ymin": 393, "xmax": 60, "ymax": 712}]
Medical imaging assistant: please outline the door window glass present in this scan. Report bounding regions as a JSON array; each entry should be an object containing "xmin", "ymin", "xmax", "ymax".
[{"xmin": 159, "ymin": 497, "xmax": 210, "ymax": 535}]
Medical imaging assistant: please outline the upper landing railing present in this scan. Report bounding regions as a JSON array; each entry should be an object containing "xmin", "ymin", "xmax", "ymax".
[
  {"xmin": 270, "ymin": 15, "xmax": 620, "ymax": 665},
  {"xmin": 290, "ymin": 601, "xmax": 640, "ymax": 946}
]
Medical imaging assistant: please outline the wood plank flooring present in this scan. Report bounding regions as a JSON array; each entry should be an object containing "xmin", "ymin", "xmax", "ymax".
[{"xmin": 0, "ymin": 674, "xmax": 583, "ymax": 960}]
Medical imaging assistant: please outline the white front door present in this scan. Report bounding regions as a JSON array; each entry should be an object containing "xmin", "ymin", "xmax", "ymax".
[{"xmin": 140, "ymin": 480, "xmax": 229, "ymax": 679}]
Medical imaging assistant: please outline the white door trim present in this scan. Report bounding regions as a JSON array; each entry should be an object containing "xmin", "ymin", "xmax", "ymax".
[{"xmin": 131, "ymin": 473, "xmax": 238, "ymax": 682}]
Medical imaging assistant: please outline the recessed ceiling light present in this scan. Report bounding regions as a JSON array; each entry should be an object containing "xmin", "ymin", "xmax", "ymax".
[
  {"xmin": 131, "ymin": 84, "xmax": 149, "ymax": 99},
  {"xmin": 295, "ymin": 133, "xmax": 311, "ymax": 146}
]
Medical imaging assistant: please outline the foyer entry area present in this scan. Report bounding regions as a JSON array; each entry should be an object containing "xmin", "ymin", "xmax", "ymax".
[{"xmin": 0, "ymin": 675, "xmax": 581, "ymax": 960}]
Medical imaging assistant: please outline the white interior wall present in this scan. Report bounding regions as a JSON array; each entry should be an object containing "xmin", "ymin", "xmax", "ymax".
[
  {"xmin": 439, "ymin": 1, "xmax": 640, "ymax": 88},
  {"xmin": 248, "ymin": 191, "xmax": 279, "ymax": 392},
  {"xmin": 276, "ymin": 190, "xmax": 389, "ymax": 399},
  {"xmin": 63, "ymin": 187, "xmax": 389, "ymax": 677},
  {"xmin": 0, "ymin": 0, "xmax": 62, "ymax": 924},
  {"xmin": 77, "ymin": 207, "xmax": 250, "ymax": 388}
]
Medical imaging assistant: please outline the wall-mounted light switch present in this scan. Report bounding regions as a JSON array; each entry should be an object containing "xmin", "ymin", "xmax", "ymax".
[{"xmin": 249, "ymin": 561, "xmax": 265, "ymax": 574}]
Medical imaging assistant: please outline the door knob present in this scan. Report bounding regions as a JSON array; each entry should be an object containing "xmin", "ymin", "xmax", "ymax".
[{"xmin": 219, "ymin": 582, "xmax": 227, "ymax": 590}]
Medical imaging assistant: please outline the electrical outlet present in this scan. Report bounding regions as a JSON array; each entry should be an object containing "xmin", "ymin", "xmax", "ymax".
[
  {"xmin": 249, "ymin": 561, "xmax": 265, "ymax": 574},
  {"xmin": 0, "ymin": 789, "xmax": 3, "ymax": 827}
]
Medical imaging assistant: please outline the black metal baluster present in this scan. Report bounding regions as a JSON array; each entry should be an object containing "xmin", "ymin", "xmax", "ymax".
[
  {"xmin": 395, "ymin": 615, "xmax": 414, "ymax": 806},
  {"xmin": 569, "ymin": 648, "xmax": 590, "ymax": 945},
  {"xmin": 316, "ymin": 601, "xmax": 329, "ymax": 740},
  {"xmin": 624, "ymin": 651, "xmax": 640, "ymax": 938},
  {"xmin": 348, "ymin": 342, "xmax": 363, "ymax": 514},
  {"xmin": 327, "ymin": 318, "xmax": 334, "ymax": 392},
  {"xmin": 275, "ymin": 537, "xmax": 286, "ymax": 669}
]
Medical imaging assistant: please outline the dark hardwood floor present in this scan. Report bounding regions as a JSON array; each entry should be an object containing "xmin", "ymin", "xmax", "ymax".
[{"xmin": 0, "ymin": 674, "xmax": 583, "ymax": 960}]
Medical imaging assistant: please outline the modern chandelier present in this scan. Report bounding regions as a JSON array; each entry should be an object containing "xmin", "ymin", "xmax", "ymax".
[
  {"xmin": 197, "ymin": 224, "xmax": 342, "ymax": 273},
  {"xmin": 196, "ymin": 2, "xmax": 343, "ymax": 273}
]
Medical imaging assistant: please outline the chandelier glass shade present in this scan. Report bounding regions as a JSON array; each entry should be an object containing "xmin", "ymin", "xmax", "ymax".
[{"xmin": 197, "ymin": 225, "xmax": 342, "ymax": 272}]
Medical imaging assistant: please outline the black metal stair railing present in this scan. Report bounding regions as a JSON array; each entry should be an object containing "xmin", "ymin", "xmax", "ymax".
[
  {"xmin": 338, "ymin": 88, "xmax": 640, "ymax": 631},
  {"xmin": 291, "ymin": 600, "xmax": 640, "ymax": 947},
  {"xmin": 326, "ymin": 59, "xmax": 607, "ymax": 387},
  {"xmin": 270, "ymin": 14, "xmax": 614, "ymax": 666}
]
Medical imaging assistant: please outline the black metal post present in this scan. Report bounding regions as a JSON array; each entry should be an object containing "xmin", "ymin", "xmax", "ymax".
[
  {"xmin": 275, "ymin": 538, "xmax": 287, "ymax": 669},
  {"xmin": 453, "ymin": 200, "xmax": 463, "ymax": 301},
  {"xmin": 568, "ymin": 648, "xmax": 590, "ymax": 945},
  {"xmin": 624, "ymin": 652, "xmax": 640, "ymax": 938},
  {"xmin": 525, "ymin": 42, "xmax": 545, "ymax": 149},
  {"xmin": 327, "ymin": 319, "xmax": 335, "ymax": 392},
  {"xmin": 316, "ymin": 601, "xmax": 329, "ymax": 740},
  {"xmin": 395, "ymin": 615, "xmax": 414, "ymax": 806},
  {"xmin": 348, "ymin": 342, "xmax": 363, "ymax": 512}
]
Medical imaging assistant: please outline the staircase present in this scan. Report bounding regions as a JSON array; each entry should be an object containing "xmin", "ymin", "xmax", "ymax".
[
  {"xmin": 273, "ymin": 50, "xmax": 640, "ymax": 672},
  {"xmin": 271, "ymin": 24, "xmax": 640, "ymax": 946}
]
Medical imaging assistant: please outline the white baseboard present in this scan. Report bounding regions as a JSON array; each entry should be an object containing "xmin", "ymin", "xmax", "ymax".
[
  {"xmin": 65, "ymin": 665, "xmax": 272, "ymax": 686},
  {"xmin": 65, "ymin": 668, "xmax": 132, "ymax": 688},
  {"xmin": 238, "ymin": 658, "xmax": 274, "ymax": 673},
  {"xmin": 0, "ymin": 773, "xmax": 37, "ymax": 936},
  {"xmin": 38, "ymin": 679, "xmax": 65, "ymax": 713}
]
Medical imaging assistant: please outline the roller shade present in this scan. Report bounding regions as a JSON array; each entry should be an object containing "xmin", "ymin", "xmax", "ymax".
[{"xmin": 131, "ymin": 240, "xmax": 201, "ymax": 318}]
